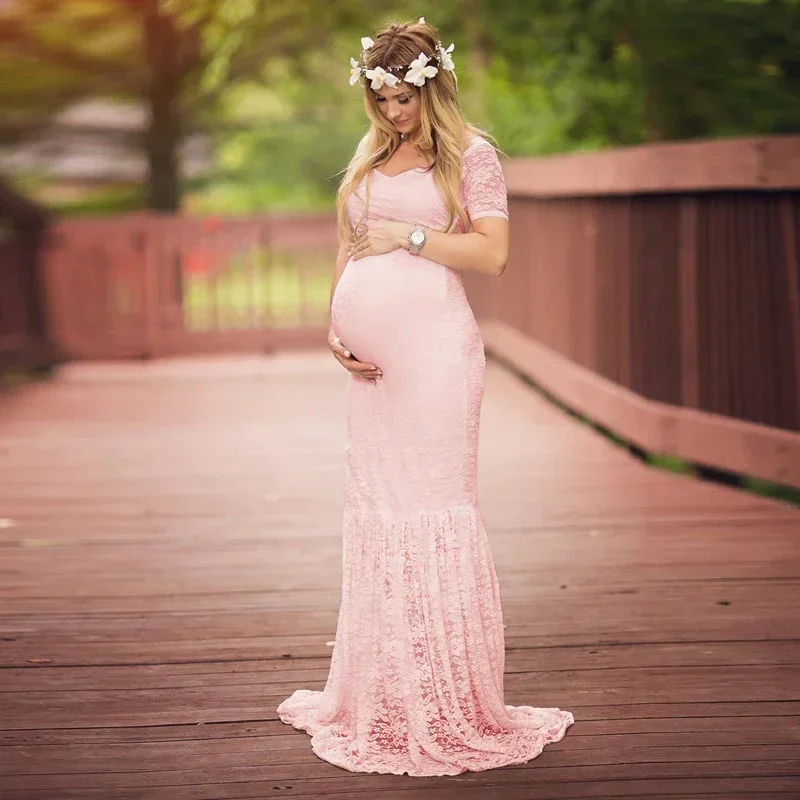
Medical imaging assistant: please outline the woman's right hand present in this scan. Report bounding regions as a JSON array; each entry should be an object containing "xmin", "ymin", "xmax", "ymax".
[{"xmin": 328, "ymin": 327, "xmax": 382, "ymax": 381}]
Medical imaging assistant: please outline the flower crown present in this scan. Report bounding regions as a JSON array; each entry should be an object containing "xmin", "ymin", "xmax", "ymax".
[{"xmin": 349, "ymin": 17, "xmax": 456, "ymax": 91}]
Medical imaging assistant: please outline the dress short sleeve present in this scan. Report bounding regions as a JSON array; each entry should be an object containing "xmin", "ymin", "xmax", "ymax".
[{"xmin": 462, "ymin": 139, "xmax": 509, "ymax": 222}]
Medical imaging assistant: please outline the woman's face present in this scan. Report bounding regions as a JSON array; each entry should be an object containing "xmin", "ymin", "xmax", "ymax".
[{"xmin": 373, "ymin": 84, "xmax": 420, "ymax": 137}]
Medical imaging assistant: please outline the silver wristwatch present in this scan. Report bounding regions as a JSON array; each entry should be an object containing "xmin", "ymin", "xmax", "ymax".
[{"xmin": 408, "ymin": 225, "xmax": 426, "ymax": 255}]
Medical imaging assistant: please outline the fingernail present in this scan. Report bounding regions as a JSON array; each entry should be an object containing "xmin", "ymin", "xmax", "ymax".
[{"xmin": 344, "ymin": 350, "xmax": 350, "ymax": 357}]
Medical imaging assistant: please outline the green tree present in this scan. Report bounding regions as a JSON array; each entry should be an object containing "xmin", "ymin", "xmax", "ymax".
[
  {"xmin": 0, "ymin": 0, "xmax": 357, "ymax": 210},
  {"xmin": 479, "ymin": 0, "xmax": 800, "ymax": 147}
]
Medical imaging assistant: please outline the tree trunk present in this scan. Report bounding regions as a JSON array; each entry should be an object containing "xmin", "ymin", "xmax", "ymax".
[
  {"xmin": 142, "ymin": 1, "xmax": 182, "ymax": 211},
  {"xmin": 460, "ymin": 0, "xmax": 491, "ymax": 124}
]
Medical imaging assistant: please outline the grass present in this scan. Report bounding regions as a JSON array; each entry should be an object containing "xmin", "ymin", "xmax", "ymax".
[
  {"xmin": 51, "ymin": 186, "xmax": 146, "ymax": 217},
  {"xmin": 0, "ymin": 368, "xmax": 37, "ymax": 391},
  {"xmin": 741, "ymin": 476, "xmax": 800, "ymax": 505},
  {"xmin": 0, "ymin": 365, "xmax": 56, "ymax": 393},
  {"xmin": 646, "ymin": 452, "xmax": 696, "ymax": 476},
  {"xmin": 179, "ymin": 248, "xmax": 332, "ymax": 330}
]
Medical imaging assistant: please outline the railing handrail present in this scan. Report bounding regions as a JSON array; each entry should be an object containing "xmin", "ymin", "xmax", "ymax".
[{"xmin": 504, "ymin": 134, "xmax": 800, "ymax": 197}]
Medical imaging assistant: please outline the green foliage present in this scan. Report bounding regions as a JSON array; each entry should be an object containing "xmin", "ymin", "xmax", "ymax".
[
  {"xmin": 647, "ymin": 453, "xmax": 696, "ymax": 476},
  {"xmin": 48, "ymin": 186, "xmax": 146, "ymax": 216},
  {"xmin": 161, "ymin": 0, "xmax": 259, "ymax": 93},
  {"xmin": 0, "ymin": 0, "xmax": 142, "ymax": 140},
  {"xmin": 189, "ymin": 44, "xmax": 370, "ymax": 213},
  {"xmin": 480, "ymin": 0, "xmax": 800, "ymax": 143},
  {"xmin": 189, "ymin": 0, "xmax": 800, "ymax": 211},
  {"xmin": 182, "ymin": 249, "xmax": 331, "ymax": 328},
  {"xmin": 742, "ymin": 476, "xmax": 800, "ymax": 506},
  {"xmin": 484, "ymin": 39, "xmax": 644, "ymax": 155}
]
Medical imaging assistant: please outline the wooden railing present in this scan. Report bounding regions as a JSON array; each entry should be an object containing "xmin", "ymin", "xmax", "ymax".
[
  {"xmin": 0, "ymin": 180, "xmax": 51, "ymax": 373},
  {"xmin": 461, "ymin": 135, "xmax": 800, "ymax": 488},
  {"xmin": 42, "ymin": 212, "xmax": 337, "ymax": 359}
]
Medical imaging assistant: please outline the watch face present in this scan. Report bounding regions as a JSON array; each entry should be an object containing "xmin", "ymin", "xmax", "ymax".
[{"xmin": 411, "ymin": 230, "xmax": 425, "ymax": 246}]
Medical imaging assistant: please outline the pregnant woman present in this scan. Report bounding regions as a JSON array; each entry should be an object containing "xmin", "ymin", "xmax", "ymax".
[{"xmin": 276, "ymin": 17, "xmax": 575, "ymax": 776}]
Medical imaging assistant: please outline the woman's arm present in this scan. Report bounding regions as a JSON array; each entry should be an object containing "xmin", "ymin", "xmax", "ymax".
[
  {"xmin": 327, "ymin": 240, "xmax": 352, "ymax": 358},
  {"xmin": 327, "ymin": 240, "xmax": 381, "ymax": 378},
  {"xmin": 347, "ymin": 217, "xmax": 508, "ymax": 277},
  {"xmin": 404, "ymin": 217, "xmax": 508, "ymax": 277},
  {"xmin": 329, "ymin": 240, "xmax": 349, "ymax": 320}
]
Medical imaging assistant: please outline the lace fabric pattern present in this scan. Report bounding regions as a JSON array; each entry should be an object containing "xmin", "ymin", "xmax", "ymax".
[
  {"xmin": 460, "ymin": 138, "xmax": 509, "ymax": 223},
  {"xmin": 276, "ymin": 136, "xmax": 575, "ymax": 775}
]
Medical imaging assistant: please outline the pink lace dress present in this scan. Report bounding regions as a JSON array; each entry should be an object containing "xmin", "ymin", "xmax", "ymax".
[{"xmin": 276, "ymin": 136, "xmax": 575, "ymax": 776}]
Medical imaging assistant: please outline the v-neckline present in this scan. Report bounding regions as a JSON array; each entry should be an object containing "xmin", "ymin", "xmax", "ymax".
[{"xmin": 373, "ymin": 165, "xmax": 430, "ymax": 179}]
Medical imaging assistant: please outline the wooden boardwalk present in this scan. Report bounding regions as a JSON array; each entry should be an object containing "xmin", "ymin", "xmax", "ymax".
[{"xmin": 1, "ymin": 353, "xmax": 799, "ymax": 799}]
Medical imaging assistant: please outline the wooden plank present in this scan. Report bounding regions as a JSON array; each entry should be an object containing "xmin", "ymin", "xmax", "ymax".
[
  {"xmin": 3, "ymin": 666, "xmax": 799, "ymax": 730},
  {"xmin": 3, "ymin": 579, "xmax": 799, "ymax": 637},
  {"xmin": 3, "ymin": 785, "xmax": 799, "ymax": 800},
  {"xmin": 3, "ymin": 712, "xmax": 797, "ymax": 747},
  {"xmin": 4, "ymin": 629, "xmax": 800, "ymax": 670},
  {"xmin": 5, "ymin": 641, "xmax": 800, "ymax": 693},
  {"xmin": 5, "ymin": 739, "xmax": 800, "ymax": 777},
  {"xmin": 2, "ymin": 758, "xmax": 800, "ymax": 793}
]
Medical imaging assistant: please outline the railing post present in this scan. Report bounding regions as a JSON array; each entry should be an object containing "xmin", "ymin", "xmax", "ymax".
[
  {"xmin": 679, "ymin": 196, "xmax": 700, "ymax": 409},
  {"xmin": 142, "ymin": 215, "xmax": 160, "ymax": 358},
  {"xmin": 781, "ymin": 196, "xmax": 800, "ymax": 428}
]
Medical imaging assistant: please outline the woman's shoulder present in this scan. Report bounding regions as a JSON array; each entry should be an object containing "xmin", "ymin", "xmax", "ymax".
[
  {"xmin": 354, "ymin": 134, "xmax": 370, "ymax": 158},
  {"xmin": 462, "ymin": 135, "xmax": 495, "ymax": 156}
]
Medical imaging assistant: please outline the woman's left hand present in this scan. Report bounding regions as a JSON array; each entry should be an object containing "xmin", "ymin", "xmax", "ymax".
[{"xmin": 348, "ymin": 221, "xmax": 409, "ymax": 261}]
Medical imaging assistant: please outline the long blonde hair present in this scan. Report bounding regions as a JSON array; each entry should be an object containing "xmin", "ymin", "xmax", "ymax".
[{"xmin": 335, "ymin": 18, "xmax": 499, "ymax": 247}]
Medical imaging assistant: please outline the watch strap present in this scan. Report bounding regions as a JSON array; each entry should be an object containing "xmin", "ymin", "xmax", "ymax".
[{"xmin": 408, "ymin": 225, "xmax": 426, "ymax": 255}]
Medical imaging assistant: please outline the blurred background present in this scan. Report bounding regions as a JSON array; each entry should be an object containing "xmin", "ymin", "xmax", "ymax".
[{"xmin": 2, "ymin": 0, "xmax": 799, "ymax": 214}]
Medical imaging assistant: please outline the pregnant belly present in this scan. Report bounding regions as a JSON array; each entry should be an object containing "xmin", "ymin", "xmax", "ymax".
[{"xmin": 330, "ymin": 249, "xmax": 448, "ymax": 366}]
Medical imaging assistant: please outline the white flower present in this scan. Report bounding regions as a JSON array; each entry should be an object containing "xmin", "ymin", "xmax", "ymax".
[
  {"xmin": 404, "ymin": 52, "xmax": 438, "ymax": 87},
  {"xmin": 438, "ymin": 42, "xmax": 455, "ymax": 71},
  {"xmin": 361, "ymin": 36, "xmax": 374, "ymax": 50},
  {"xmin": 349, "ymin": 57, "xmax": 363, "ymax": 85},
  {"xmin": 364, "ymin": 65, "xmax": 400, "ymax": 90},
  {"xmin": 418, "ymin": 16, "xmax": 425, "ymax": 23}
]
